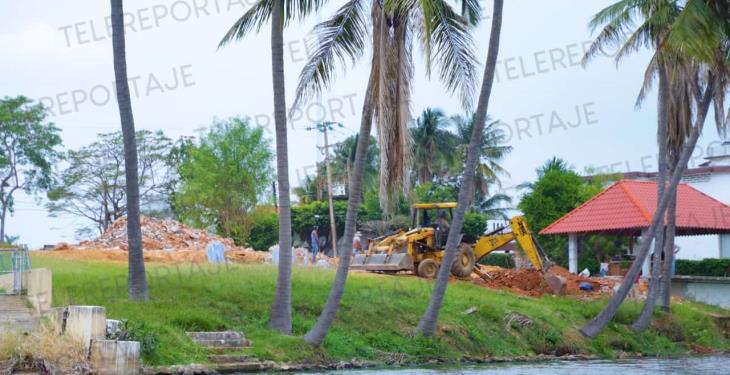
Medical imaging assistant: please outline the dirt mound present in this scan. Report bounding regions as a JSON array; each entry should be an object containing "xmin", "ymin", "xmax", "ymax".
[{"xmin": 470, "ymin": 265, "xmax": 616, "ymax": 298}]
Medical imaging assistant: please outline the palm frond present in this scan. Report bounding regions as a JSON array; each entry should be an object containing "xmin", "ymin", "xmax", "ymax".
[
  {"xmin": 417, "ymin": 0, "xmax": 478, "ymax": 109},
  {"xmin": 292, "ymin": 0, "xmax": 369, "ymax": 109},
  {"xmin": 218, "ymin": 0, "xmax": 275, "ymax": 48},
  {"xmin": 460, "ymin": 0, "xmax": 482, "ymax": 26}
]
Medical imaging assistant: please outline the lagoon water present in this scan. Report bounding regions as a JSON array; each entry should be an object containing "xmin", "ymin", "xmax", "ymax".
[{"xmin": 301, "ymin": 355, "xmax": 730, "ymax": 375}]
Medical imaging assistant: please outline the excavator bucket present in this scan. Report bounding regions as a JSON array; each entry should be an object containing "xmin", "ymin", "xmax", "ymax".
[{"xmin": 350, "ymin": 253, "xmax": 414, "ymax": 272}]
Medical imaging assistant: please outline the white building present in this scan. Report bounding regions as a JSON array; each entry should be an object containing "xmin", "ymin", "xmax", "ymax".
[{"xmin": 624, "ymin": 140, "xmax": 730, "ymax": 260}]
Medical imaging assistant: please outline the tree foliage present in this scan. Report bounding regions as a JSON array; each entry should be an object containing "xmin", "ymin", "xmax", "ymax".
[
  {"xmin": 518, "ymin": 158, "xmax": 603, "ymax": 267},
  {"xmin": 0, "ymin": 96, "xmax": 62, "ymax": 241},
  {"xmin": 47, "ymin": 130, "xmax": 173, "ymax": 238},
  {"xmin": 173, "ymin": 117, "xmax": 274, "ymax": 244}
]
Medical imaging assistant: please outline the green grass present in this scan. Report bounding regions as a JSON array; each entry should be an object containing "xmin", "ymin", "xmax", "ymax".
[{"xmin": 32, "ymin": 255, "xmax": 730, "ymax": 366}]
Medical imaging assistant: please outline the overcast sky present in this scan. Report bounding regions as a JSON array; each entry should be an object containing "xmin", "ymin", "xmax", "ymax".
[{"xmin": 1, "ymin": 0, "xmax": 727, "ymax": 248}]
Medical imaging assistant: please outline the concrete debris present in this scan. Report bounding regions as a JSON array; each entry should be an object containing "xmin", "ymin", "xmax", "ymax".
[{"xmin": 50, "ymin": 216, "xmax": 268, "ymax": 264}]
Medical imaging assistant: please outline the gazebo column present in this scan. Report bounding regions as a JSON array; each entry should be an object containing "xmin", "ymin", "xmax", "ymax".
[
  {"xmin": 639, "ymin": 229, "xmax": 652, "ymax": 279},
  {"xmin": 568, "ymin": 233, "xmax": 578, "ymax": 273}
]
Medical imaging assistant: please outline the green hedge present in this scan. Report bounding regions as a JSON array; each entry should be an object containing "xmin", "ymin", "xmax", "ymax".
[
  {"xmin": 675, "ymin": 258, "xmax": 730, "ymax": 277},
  {"xmin": 478, "ymin": 253, "xmax": 515, "ymax": 269}
]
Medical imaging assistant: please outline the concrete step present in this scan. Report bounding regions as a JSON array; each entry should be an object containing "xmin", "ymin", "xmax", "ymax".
[
  {"xmin": 186, "ymin": 331, "xmax": 251, "ymax": 349},
  {"xmin": 0, "ymin": 295, "xmax": 38, "ymax": 334}
]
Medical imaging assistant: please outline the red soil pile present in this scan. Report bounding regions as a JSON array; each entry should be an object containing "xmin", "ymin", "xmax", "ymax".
[{"xmin": 470, "ymin": 265, "xmax": 616, "ymax": 298}]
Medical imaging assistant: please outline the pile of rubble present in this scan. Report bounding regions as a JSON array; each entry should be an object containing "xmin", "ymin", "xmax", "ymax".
[
  {"xmin": 75, "ymin": 216, "xmax": 237, "ymax": 252},
  {"xmin": 52, "ymin": 216, "xmax": 267, "ymax": 264}
]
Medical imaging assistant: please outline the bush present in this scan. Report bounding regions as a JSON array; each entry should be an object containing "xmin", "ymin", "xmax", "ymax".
[
  {"xmin": 462, "ymin": 212, "xmax": 487, "ymax": 243},
  {"xmin": 479, "ymin": 253, "xmax": 515, "ymax": 268},
  {"xmin": 248, "ymin": 210, "xmax": 279, "ymax": 250},
  {"xmin": 675, "ymin": 258, "xmax": 730, "ymax": 277}
]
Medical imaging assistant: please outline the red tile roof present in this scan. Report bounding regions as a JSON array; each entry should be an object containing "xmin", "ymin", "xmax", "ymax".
[{"xmin": 539, "ymin": 180, "xmax": 730, "ymax": 236}]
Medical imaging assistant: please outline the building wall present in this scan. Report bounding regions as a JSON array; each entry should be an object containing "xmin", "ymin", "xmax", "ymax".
[{"xmin": 674, "ymin": 173, "xmax": 730, "ymax": 260}]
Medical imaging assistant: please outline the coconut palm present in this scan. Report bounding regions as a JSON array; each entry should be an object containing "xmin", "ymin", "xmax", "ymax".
[
  {"xmin": 411, "ymin": 108, "xmax": 457, "ymax": 184},
  {"xmin": 293, "ymin": 0, "xmax": 480, "ymax": 214},
  {"xmin": 295, "ymin": 0, "xmax": 481, "ymax": 345},
  {"xmin": 218, "ymin": 0, "xmax": 325, "ymax": 334},
  {"xmin": 658, "ymin": 0, "xmax": 730, "ymax": 311},
  {"xmin": 415, "ymin": 0, "xmax": 505, "ymax": 337},
  {"xmin": 451, "ymin": 113, "xmax": 512, "ymax": 203},
  {"xmin": 582, "ymin": 0, "xmax": 685, "ymax": 332},
  {"xmin": 110, "ymin": 0, "xmax": 148, "ymax": 301},
  {"xmin": 580, "ymin": 0, "xmax": 729, "ymax": 336}
]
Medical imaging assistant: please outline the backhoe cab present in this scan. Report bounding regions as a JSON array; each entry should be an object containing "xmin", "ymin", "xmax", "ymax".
[{"xmin": 350, "ymin": 202, "xmax": 551, "ymax": 279}]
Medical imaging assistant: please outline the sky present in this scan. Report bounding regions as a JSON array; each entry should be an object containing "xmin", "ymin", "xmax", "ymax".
[{"xmin": 0, "ymin": 0, "xmax": 727, "ymax": 248}]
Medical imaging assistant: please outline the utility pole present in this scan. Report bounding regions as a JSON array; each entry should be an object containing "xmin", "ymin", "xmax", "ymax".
[{"xmin": 306, "ymin": 121, "xmax": 344, "ymax": 258}]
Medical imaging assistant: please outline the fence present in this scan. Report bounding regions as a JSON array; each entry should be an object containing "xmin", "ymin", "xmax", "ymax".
[{"xmin": 0, "ymin": 246, "xmax": 31, "ymax": 295}]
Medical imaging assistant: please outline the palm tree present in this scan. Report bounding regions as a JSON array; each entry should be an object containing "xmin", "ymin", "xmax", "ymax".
[
  {"xmin": 451, "ymin": 113, "xmax": 512, "ymax": 203},
  {"xmin": 582, "ymin": 0, "xmax": 682, "ymax": 332},
  {"xmin": 411, "ymin": 108, "xmax": 457, "ymax": 184},
  {"xmin": 293, "ymin": 0, "xmax": 480, "ymax": 215},
  {"xmin": 110, "ymin": 0, "xmax": 148, "ymax": 301},
  {"xmin": 580, "ymin": 2, "xmax": 729, "ymax": 334},
  {"xmin": 415, "ymin": 0, "xmax": 505, "ymax": 337},
  {"xmin": 658, "ymin": 0, "xmax": 730, "ymax": 312},
  {"xmin": 295, "ymin": 0, "xmax": 480, "ymax": 345},
  {"xmin": 219, "ymin": 0, "xmax": 325, "ymax": 334}
]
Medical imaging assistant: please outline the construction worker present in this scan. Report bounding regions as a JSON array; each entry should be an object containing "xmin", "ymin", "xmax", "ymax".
[
  {"xmin": 310, "ymin": 226, "xmax": 319, "ymax": 265},
  {"xmin": 435, "ymin": 210, "xmax": 450, "ymax": 247},
  {"xmin": 353, "ymin": 231, "xmax": 363, "ymax": 254}
]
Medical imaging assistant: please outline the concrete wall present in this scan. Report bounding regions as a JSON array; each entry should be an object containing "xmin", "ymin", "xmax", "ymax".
[
  {"xmin": 675, "ymin": 173, "xmax": 730, "ymax": 260},
  {"xmin": 90, "ymin": 340, "xmax": 141, "ymax": 375},
  {"xmin": 65, "ymin": 306, "xmax": 107, "ymax": 351},
  {"xmin": 25, "ymin": 268, "xmax": 52, "ymax": 314},
  {"xmin": 671, "ymin": 276, "xmax": 730, "ymax": 309}
]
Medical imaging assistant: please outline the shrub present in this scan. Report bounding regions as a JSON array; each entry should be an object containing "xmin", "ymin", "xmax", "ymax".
[
  {"xmin": 462, "ymin": 212, "xmax": 487, "ymax": 243},
  {"xmin": 248, "ymin": 210, "xmax": 279, "ymax": 250},
  {"xmin": 675, "ymin": 258, "xmax": 730, "ymax": 277},
  {"xmin": 479, "ymin": 253, "xmax": 515, "ymax": 268}
]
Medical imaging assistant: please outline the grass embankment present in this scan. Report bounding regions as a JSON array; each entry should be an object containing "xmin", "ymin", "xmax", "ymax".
[{"xmin": 32, "ymin": 255, "xmax": 730, "ymax": 366}]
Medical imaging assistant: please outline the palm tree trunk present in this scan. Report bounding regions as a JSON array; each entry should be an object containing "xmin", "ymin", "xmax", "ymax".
[
  {"xmin": 581, "ymin": 81, "xmax": 715, "ymax": 338},
  {"xmin": 659, "ymin": 149, "xmax": 680, "ymax": 311},
  {"xmin": 268, "ymin": 0, "xmax": 293, "ymax": 334},
  {"xmin": 414, "ymin": 0, "xmax": 504, "ymax": 337},
  {"xmin": 632, "ymin": 63, "xmax": 669, "ymax": 332},
  {"xmin": 303, "ymin": 70, "xmax": 376, "ymax": 346},
  {"xmin": 111, "ymin": 0, "xmax": 148, "ymax": 301}
]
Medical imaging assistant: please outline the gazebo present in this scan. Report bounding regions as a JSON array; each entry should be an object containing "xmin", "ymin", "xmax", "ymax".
[{"xmin": 540, "ymin": 180, "xmax": 730, "ymax": 274}]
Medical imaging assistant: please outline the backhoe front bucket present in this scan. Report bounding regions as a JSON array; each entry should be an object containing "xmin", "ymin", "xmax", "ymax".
[{"xmin": 350, "ymin": 253, "xmax": 414, "ymax": 272}]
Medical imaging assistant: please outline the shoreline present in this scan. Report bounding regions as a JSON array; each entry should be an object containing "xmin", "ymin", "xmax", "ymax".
[{"xmin": 145, "ymin": 351, "xmax": 730, "ymax": 374}]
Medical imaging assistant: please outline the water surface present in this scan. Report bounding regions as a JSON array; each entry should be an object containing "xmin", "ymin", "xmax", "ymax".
[{"xmin": 303, "ymin": 355, "xmax": 730, "ymax": 375}]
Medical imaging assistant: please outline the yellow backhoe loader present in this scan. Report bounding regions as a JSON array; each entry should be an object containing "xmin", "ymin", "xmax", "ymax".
[{"xmin": 350, "ymin": 202, "xmax": 551, "ymax": 278}]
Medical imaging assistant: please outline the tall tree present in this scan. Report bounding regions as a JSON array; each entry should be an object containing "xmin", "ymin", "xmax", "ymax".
[
  {"xmin": 411, "ymin": 108, "xmax": 456, "ymax": 184},
  {"xmin": 582, "ymin": 0, "xmax": 684, "ymax": 332},
  {"xmin": 293, "ymin": 0, "xmax": 480, "ymax": 345},
  {"xmin": 219, "ymin": 0, "xmax": 324, "ymax": 334},
  {"xmin": 47, "ymin": 130, "xmax": 174, "ymax": 237},
  {"xmin": 415, "ymin": 0, "xmax": 504, "ymax": 336},
  {"xmin": 659, "ymin": 0, "xmax": 730, "ymax": 311},
  {"xmin": 0, "ymin": 96, "xmax": 62, "ymax": 242},
  {"xmin": 294, "ymin": 0, "xmax": 480, "ymax": 215},
  {"xmin": 111, "ymin": 0, "xmax": 148, "ymax": 301},
  {"xmin": 173, "ymin": 118, "xmax": 274, "ymax": 243},
  {"xmin": 451, "ymin": 113, "xmax": 512, "ymax": 203}
]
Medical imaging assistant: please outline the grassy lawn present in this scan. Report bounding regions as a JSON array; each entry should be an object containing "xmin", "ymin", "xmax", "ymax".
[{"xmin": 32, "ymin": 255, "xmax": 730, "ymax": 366}]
